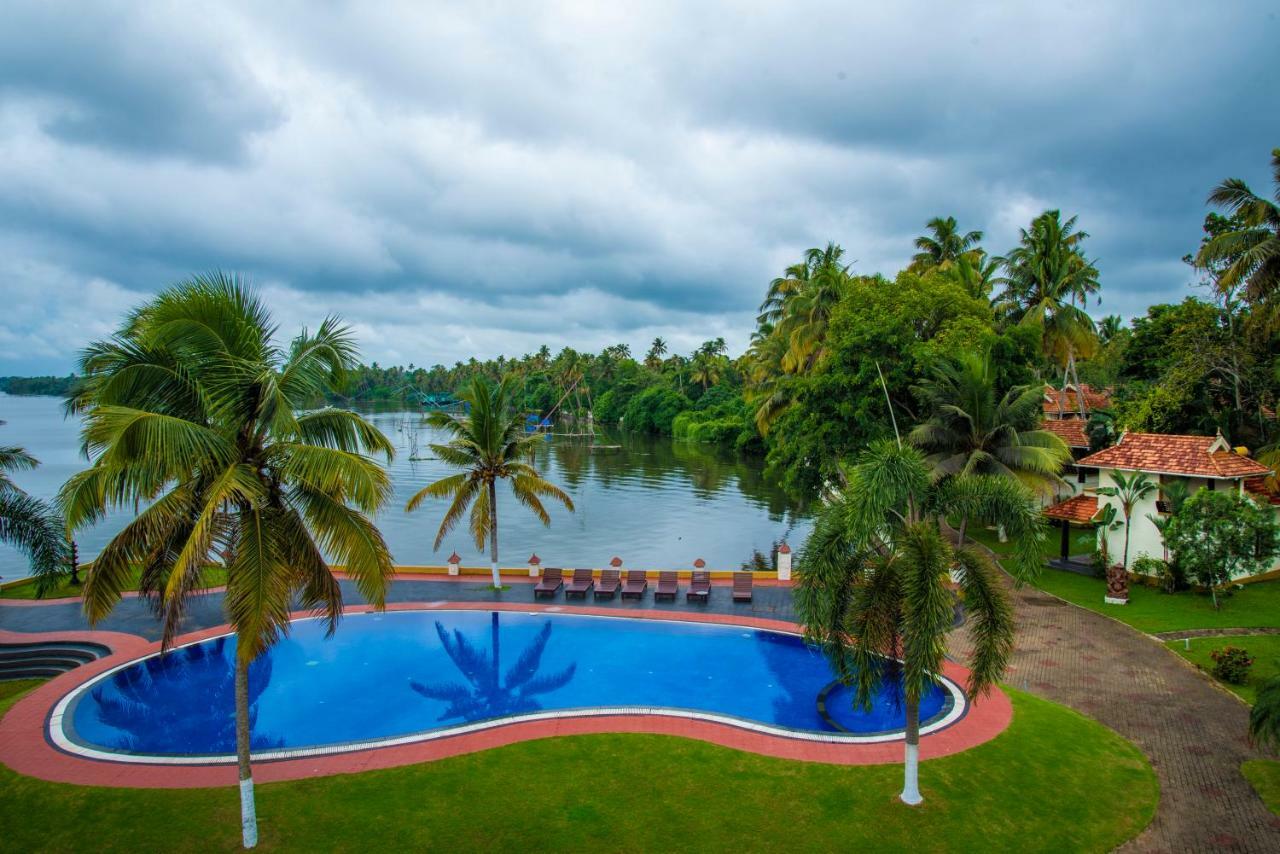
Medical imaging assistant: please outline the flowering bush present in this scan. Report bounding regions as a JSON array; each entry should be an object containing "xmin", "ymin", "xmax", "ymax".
[{"xmin": 1210, "ymin": 646, "xmax": 1254, "ymax": 685}]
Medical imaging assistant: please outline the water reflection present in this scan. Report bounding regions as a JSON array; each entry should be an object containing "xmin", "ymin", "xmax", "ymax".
[
  {"xmin": 409, "ymin": 613, "xmax": 576, "ymax": 721},
  {"xmin": 89, "ymin": 638, "xmax": 281, "ymax": 753}
]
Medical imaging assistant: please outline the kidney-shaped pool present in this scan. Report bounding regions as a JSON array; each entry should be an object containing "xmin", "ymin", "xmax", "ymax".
[{"xmin": 53, "ymin": 610, "xmax": 966, "ymax": 762}]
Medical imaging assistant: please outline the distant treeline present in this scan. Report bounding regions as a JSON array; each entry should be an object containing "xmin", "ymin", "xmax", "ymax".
[{"xmin": 0, "ymin": 375, "xmax": 83, "ymax": 397}]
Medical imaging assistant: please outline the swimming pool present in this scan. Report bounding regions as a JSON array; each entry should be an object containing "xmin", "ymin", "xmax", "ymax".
[{"xmin": 53, "ymin": 610, "xmax": 965, "ymax": 762}]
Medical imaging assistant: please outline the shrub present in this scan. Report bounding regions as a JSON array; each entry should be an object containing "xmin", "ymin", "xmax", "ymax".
[
  {"xmin": 1211, "ymin": 646, "xmax": 1254, "ymax": 685},
  {"xmin": 1130, "ymin": 555, "xmax": 1186, "ymax": 593}
]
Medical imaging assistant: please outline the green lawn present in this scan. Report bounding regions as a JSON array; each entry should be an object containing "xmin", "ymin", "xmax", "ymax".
[
  {"xmin": 1030, "ymin": 569, "xmax": 1280, "ymax": 634},
  {"xmin": 960, "ymin": 522, "xmax": 1095, "ymax": 560},
  {"xmin": 1165, "ymin": 635, "xmax": 1280, "ymax": 705},
  {"xmin": 0, "ymin": 681, "xmax": 1157, "ymax": 852},
  {"xmin": 0, "ymin": 567, "xmax": 227, "ymax": 600},
  {"xmin": 1243, "ymin": 760, "xmax": 1280, "ymax": 817}
]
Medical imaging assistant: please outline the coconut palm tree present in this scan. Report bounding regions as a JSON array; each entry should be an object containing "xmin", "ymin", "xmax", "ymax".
[
  {"xmin": 943, "ymin": 250, "xmax": 1001, "ymax": 302},
  {"xmin": 689, "ymin": 351, "xmax": 724, "ymax": 391},
  {"xmin": 758, "ymin": 243, "xmax": 851, "ymax": 373},
  {"xmin": 911, "ymin": 216, "xmax": 983, "ymax": 271},
  {"xmin": 1098, "ymin": 314, "xmax": 1124, "ymax": 344},
  {"xmin": 644, "ymin": 337, "xmax": 668, "ymax": 370},
  {"xmin": 996, "ymin": 211, "xmax": 1100, "ymax": 417},
  {"xmin": 406, "ymin": 375, "xmax": 574, "ymax": 588},
  {"xmin": 1250, "ymin": 674, "xmax": 1280, "ymax": 751},
  {"xmin": 61, "ymin": 273, "xmax": 396, "ymax": 849},
  {"xmin": 0, "ymin": 433, "xmax": 67, "ymax": 593},
  {"xmin": 908, "ymin": 352, "xmax": 1071, "ymax": 533},
  {"xmin": 1196, "ymin": 148, "xmax": 1280, "ymax": 306},
  {"xmin": 796, "ymin": 440, "xmax": 1044, "ymax": 806},
  {"xmin": 1096, "ymin": 471, "xmax": 1156, "ymax": 569}
]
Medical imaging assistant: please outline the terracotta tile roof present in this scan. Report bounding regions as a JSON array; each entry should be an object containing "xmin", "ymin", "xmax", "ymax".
[
  {"xmin": 1076, "ymin": 433, "xmax": 1272, "ymax": 479},
  {"xmin": 1245, "ymin": 477, "xmax": 1280, "ymax": 506},
  {"xmin": 1041, "ymin": 419, "xmax": 1089, "ymax": 449},
  {"xmin": 1043, "ymin": 384, "xmax": 1111, "ymax": 416},
  {"xmin": 1044, "ymin": 494, "xmax": 1099, "ymax": 523}
]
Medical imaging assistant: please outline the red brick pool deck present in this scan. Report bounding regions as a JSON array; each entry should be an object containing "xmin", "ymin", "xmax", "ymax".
[{"xmin": 0, "ymin": 601, "xmax": 1011, "ymax": 788}]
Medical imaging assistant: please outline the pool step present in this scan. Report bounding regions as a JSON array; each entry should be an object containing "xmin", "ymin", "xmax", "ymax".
[{"xmin": 0, "ymin": 641, "xmax": 110, "ymax": 681}]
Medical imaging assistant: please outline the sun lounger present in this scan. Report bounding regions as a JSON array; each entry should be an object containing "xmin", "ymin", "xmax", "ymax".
[
  {"xmin": 687, "ymin": 570, "xmax": 711, "ymax": 603},
  {"xmin": 595, "ymin": 569, "xmax": 621, "ymax": 600},
  {"xmin": 654, "ymin": 570, "xmax": 678, "ymax": 602},
  {"xmin": 533, "ymin": 567, "xmax": 563, "ymax": 598},
  {"xmin": 565, "ymin": 568, "xmax": 595, "ymax": 599},
  {"xmin": 732, "ymin": 572, "xmax": 753, "ymax": 603},
  {"xmin": 621, "ymin": 570, "xmax": 648, "ymax": 600}
]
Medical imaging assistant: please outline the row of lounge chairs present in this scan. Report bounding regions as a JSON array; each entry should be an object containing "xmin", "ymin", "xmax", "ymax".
[{"xmin": 533, "ymin": 568, "xmax": 753, "ymax": 603}]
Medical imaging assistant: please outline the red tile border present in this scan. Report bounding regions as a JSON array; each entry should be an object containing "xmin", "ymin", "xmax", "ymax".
[{"xmin": 0, "ymin": 603, "xmax": 1011, "ymax": 788}]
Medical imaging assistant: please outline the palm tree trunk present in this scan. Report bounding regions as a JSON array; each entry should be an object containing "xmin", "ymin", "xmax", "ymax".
[
  {"xmin": 900, "ymin": 697, "xmax": 922, "ymax": 805},
  {"xmin": 488, "ymin": 479, "xmax": 501, "ymax": 588},
  {"xmin": 235, "ymin": 654, "xmax": 259, "ymax": 849},
  {"xmin": 956, "ymin": 517, "xmax": 968, "ymax": 548}
]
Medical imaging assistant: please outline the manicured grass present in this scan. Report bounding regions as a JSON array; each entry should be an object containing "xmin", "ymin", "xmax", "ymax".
[
  {"xmin": 0, "ymin": 682, "xmax": 1156, "ymax": 852},
  {"xmin": 1165, "ymin": 635, "xmax": 1280, "ymax": 705},
  {"xmin": 960, "ymin": 522, "xmax": 1095, "ymax": 560},
  {"xmin": 1243, "ymin": 760, "xmax": 1280, "ymax": 817},
  {"xmin": 1030, "ymin": 569, "xmax": 1280, "ymax": 634},
  {"xmin": 0, "ymin": 567, "xmax": 227, "ymax": 600}
]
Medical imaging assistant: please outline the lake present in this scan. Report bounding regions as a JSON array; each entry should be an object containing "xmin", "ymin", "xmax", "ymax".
[{"xmin": 0, "ymin": 394, "xmax": 811, "ymax": 582}]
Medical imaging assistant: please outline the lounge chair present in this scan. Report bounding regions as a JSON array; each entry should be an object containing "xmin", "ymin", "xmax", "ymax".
[
  {"xmin": 565, "ymin": 568, "xmax": 595, "ymax": 599},
  {"xmin": 732, "ymin": 572, "xmax": 753, "ymax": 603},
  {"xmin": 654, "ymin": 570, "xmax": 678, "ymax": 602},
  {"xmin": 533, "ymin": 567, "xmax": 563, "ymax": 599},
  {"xmin": 595, "ymin": 569, "xmax": 621, "ymax": 600},
  {"xmin": 621, "ymin": 570, "xmax": 648, "ymax": 600},
  {"xmin": 687, "ymin": 570, "xmax": 711, "ymax": 603}
]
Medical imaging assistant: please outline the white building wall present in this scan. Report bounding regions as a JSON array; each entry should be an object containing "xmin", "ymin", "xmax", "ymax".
[{"xmin": 1096, "ymin": 472, "xmax": 1280, "ymax": 576}]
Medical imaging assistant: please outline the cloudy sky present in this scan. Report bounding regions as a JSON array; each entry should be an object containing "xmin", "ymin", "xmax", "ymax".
[{"xmin": 1, "ymin": 1, "xmax": 1277, "ymax": 375}]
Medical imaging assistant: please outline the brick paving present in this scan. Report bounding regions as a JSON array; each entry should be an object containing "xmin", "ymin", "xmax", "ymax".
[{"xmin": 948, "ymin": 563, "xmax": 1280, "ymax": 852}]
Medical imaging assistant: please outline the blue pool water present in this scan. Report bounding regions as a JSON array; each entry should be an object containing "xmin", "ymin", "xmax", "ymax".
[{"xmin": 64, "ymin": 611, "xmax": 957, "ymax": 757}]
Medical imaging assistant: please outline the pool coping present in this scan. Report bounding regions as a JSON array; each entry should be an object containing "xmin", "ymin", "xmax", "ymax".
[{"xmin": 0, "ymin": 603, "xmax": 1013, "ymax": 788}]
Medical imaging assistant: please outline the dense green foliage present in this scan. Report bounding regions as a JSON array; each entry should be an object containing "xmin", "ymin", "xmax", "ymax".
[
  {"xmin": 0, "ymin": 375, "xmax": 82, "ymax": 397},
  {"xmin": 1163, "ymin": 489, "xmax": 1280, "ymax": 606},
  {"xmin": 0, "ymin": 680, "xmax": 1157, "ymax": 852}
]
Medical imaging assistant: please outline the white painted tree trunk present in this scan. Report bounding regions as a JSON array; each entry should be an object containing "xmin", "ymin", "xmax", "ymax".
[
  {"xmin": 900, "ymin": 699, "xmax": 922, "ymax": 805},
  {"xmin": 235, "ymin": 656, "xmax": 259, "ymax": 848}
]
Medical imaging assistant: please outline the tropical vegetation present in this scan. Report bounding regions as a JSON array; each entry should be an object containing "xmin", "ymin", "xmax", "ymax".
[
  {"xmin": 59, "ymin": 274, "xmax": 398, "ymax": 848},
  {"xmin": 0, "ymin": 428, "xmax": 67, "ymax": 593}
]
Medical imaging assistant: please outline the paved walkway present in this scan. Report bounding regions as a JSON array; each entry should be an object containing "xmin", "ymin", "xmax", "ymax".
[{"xmin": 947, "ymin": 553, "xmax": 1280, "ymax": 852}]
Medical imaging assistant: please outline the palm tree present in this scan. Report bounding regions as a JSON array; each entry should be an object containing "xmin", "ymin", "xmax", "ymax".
[
  {"xmin": 410, "ymin": 613, "xmax": 576, "ymax": 721},
  {"xmin": 689, "ymin": 351, "xmax": 724, "ymax": 390},
  {"xmin": 0, "ymin": 434, "xmax": 67, "ymax": 593},
  {"xmin": 1195, "ymin": 148, "xmax": 1280, "ymax": 306},
  {"xmin": 406, "ymin": 376, "xmax": 574, "ymax": 588},
  {"xmin": 1250, "ymin": 674, "xmax": 1280, "ymax": 751},
  {"xmin": 943, "ymin": 251, "xmax": 1001, "ymax": 302},
  {"xmin": 911, "ymin": 216, "xmax": 983, "ymax": 271},
  {"xmin": 796, "ymin": 440, "xmax": 1044, "ymax": 805},
  {"xmin": 996, "ymin": 210, "xmax": 1100, "ymax": 417},
  {"xmin": 1098, "ymin": 314, "xmax": 1124, "ymax": 344},
  {"xmin": 758, "ymin": 243, "xmax": 851, "ymax": 374},
  {"xmin": 62, "ymin": 273, "xmax": 396, "ymax": 849},
  {"xmin": 644, "ymin": 337, "xmax": 668, "ymax": 370},
  {"xmin": 908, "ymin": 352, "xmax": 1071, "ymax": 531},
  {"xmin": 1096, "ymin": 471, "xmax": 1156, "ymax": 569}
]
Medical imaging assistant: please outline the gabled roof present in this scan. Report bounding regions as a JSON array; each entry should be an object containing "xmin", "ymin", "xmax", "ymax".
[
  {"xmin": 1044, "ymin": 494, "xmax": 1099, "ymax": 523},
  {"xmin": 1041, "ymin": 419, "xmax": 1089, "ymax": 449},
  {"xmin": 1043, "ymin": 384, "xmax": 1111, "ymax": 416},
  {"xmin": 1076, "ymin": 432, "xmax": 1272, "ymax": 479}
]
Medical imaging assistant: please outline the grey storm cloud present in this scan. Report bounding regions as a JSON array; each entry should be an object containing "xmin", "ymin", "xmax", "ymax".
[{"xmin": 0, "ymin": 0, "xmax": 1277, "ymax": 375}]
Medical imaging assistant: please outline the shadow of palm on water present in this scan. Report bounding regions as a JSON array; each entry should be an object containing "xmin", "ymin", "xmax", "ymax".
[
  {"xmin": 91, "ymin": 637, "xmax": 282, "ymax": 753},
  {"xmin": 409, "ymin": 613, "xmax": 577, "ymax": 722}
]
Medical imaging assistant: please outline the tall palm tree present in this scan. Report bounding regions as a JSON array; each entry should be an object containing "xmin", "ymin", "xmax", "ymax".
[
  {"xmin": 996, "ymin": 210, "xmax": 1100, "ymax": 417},
  {"xmin": 406, "ymin": 376, "xmax": 574, "ymax": 587},
  {"xmin": 0, "ymin": 433, "xmax": 68, "ymax": 593},
  {"xmin": 689, "ymin": 351, "xmax": 724, "ymax": 390},
  {"xmin": 908, "ymin": 351, "xmax": 1071, "ymax": 513},
  {"xmin": 796, "ymin": 440, "xmax": 1044, "ymax": 805},
  {"xmin": 61, "ymin": 273, "xmax": 396, "ymax": 849},
  {"xmin": 911, "ymin": 216, "xmax": 983, "ymax": 271},
  {"xmin": 1098, "ymin": 314, "xmax": 1124, "ymax": 344},
  {"xmin": 1096, "ymin": 471, "xmax": 1156, "ymax": 569},
  {"xmin": 758, "ymin": 243, "xmax": 851, "ymax": 374},
  {"xmin": 1195, "ymin": 148, "xmax": 1280, "ymax": 306},
  {"xmin": 943, "ymin": 250, "xmax": 1001, "ymax": 302},
  {"xmin": 644, "ymin": 337, "xmax": 668, "ymax": 370}
]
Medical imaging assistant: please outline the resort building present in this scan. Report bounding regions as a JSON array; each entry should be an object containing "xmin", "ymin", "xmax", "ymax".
[
  {"xmin": 1042, "ymin": 383, "xmax": 1111, "ymax": 421},
  {"xmin": 1041, "ymin": 418, "xmax": 1094, "ymax": 499},
  {"xmin": 1052, "ymin": 431, "xmax": 1279, "ymax": 576}
]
